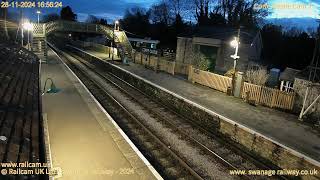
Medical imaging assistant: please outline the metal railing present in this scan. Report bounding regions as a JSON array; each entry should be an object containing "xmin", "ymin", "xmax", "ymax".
[{"xmin": 32, "ymin": 20, "xmax": 132, "ymax": 57}]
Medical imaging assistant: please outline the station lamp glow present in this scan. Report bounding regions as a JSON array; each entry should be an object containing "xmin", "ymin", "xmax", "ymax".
[
  {"xmin": 22, "ymin": 20, "xmax": 33, "ymax": 50},
  {"xmin": 36, "ymin": 10, "xmax": 41, "ymax": 24},
  {"xmin": 230, "ymin": 37, "xmax": 239, "ymax": 48},
  {"xmin": 114, "ymin": 20, "xmax": 119, "ymax": 31},
  {"xmin": 22, "ymin": 21, "xmax": 33, "ymax": 31},
  {"xmin": 230, "ymin": 36, "xmax": 240, "ymax": 60}
]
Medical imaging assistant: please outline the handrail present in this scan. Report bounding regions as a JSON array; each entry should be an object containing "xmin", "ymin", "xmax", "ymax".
[{"xmin": 32, "ymin": 20, "xmax": 133, "ymax": 58}]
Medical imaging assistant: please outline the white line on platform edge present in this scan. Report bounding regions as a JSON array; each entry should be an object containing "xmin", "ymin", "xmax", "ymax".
[
  {"xmin": 42, "ymin": 113, "xmax": 55, "ymax": 180},
  {"xmin": 49, "ymin": 45, "xmax": 163, "ymax": 180}
]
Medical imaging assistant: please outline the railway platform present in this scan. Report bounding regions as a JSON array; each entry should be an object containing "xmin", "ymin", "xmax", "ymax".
[
  {"xmin": 87, "ymin": 50, "xmax": 320, "ymax": 163},
  {"xmin": 40, "ymin": 48, "xmax": 161, "ymax": 179},
  {"xmin": 85, "ymin": 49, "xmax": 120, "ymax": 61}
]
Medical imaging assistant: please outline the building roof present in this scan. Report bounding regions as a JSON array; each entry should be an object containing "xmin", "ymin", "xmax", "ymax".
[
  {"xmin": 179, "ymin": 26, "xmax": 259, "ymax": 44},
  {"xmin": 280, "ymin": 67, "xmax": 301, "ymax": 82},
  {"xmin": 128, "ymin": 37, "xmax": 160, "ymax": 44},
  {"xmin": 0, "ymin": 44, "xmax": 45, "ymax": 169}
]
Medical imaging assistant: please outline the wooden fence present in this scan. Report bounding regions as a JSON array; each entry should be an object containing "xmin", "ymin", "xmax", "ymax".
[
  {"xmin": 175, "ymin": 62, "xmax": 190, "ymax": 75},
  {"xmin": 241, "ymin": 82, "xmax": 295, "ymax": 110},
  {"xmin": 188, "ymin": 67, "xmax": 295, "ymax": 110},
  {"xmin": 189, "ymin": 66, "xmax": 232, "ymax": 93},
  {"xmin": 133, "ymin": 51, "xmax": 175, "ymax": 75},
  {"xmin": 241, "ymin": 82, "xmax": 262, "ymax": 102},
  {"xmin": 132, "ymin": 53, "xmax": 296, "ymax": 111}
]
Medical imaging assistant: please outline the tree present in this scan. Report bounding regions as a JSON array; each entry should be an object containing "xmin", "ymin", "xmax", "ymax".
[
  {"xmin": 173, "ymin": 13, "xmax": 185, "ymax": 35},
  {"xmin": 214, "ymin": 0, "xmax": 269, "ymax": 28},
  {"xmin": 261, "ymin": 24, "xmax": 315, "ymax": 70},
  {"xmin": 209, "ymin": 11, "xmax": 226, "ymax": 25},
  {"xmin": 120, "ymin": 7, "xmax": 150, "ymax": 36},
  {"xmin": 285, "ymin": 27, "xmax": 304, "ymax": 37},
  {"xmin": 150, "ymin": 2, "xmax": 171, "ymax": 25},
  {"xmin": 86, "ymin": 15, "xmax": 99, "ymax": 24},
  {"xmin": 86, "ymin": 15, "xmax": 108, "ymax": 25},
  {"xmin": 194, "ymin": 0, "xmax": 210, "ymax": 26},
  {"xmin": 307, "ymin": 27, "xmax": 317, "ymax": 38},
  {"xmin": 164, "ymin": 0, "xmax": 188, "ymax": 17},
  {"xmin": 99, "ymin": 18, "xmax": 108, "ymax": 26},
  {"xmin": 317, "ymin": 20, "xmax": 320, "ymax": 38},
  {"xmin": 41, "ymin": 13, "xmax": 60, "ymax": 23},
  {"xmin": 60, "ymin": 6, "xmax": 77, "ymax": 21}
]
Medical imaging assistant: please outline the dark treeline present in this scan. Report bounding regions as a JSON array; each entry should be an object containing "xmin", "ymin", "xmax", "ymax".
[
  {"xmin": 261, "ymin": 24, "xmax": 318, "ymax": 70},
  {"xmin": 41, "ymin": 6, "xmax": 108, "ymax": 26},
  {"xmin": 118, "ymin": 0, "xmax": 319, "ymax": 70},
  {"xmin": 120, "ymin": 0, "xmax": 269, "ymax": 49},
  {"xmin": 2, "ymin": 1, "xmax": 318, "ymax": 70}
]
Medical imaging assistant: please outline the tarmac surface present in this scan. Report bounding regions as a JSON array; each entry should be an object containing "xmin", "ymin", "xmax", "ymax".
[
  {"xmin": 40, "ymin": 48, "xmax": 160, "ymax": 180},
  {"xmin": 88, "ymin": 50, "xmax": 320, "ymax": 163}
]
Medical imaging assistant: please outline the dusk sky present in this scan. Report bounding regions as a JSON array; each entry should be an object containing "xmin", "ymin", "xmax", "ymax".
[{"xmin": 13, "ymin": 0, "xmax": 320, "ymax": 22}]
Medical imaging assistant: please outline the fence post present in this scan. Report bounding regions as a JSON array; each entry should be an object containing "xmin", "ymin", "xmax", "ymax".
[
  {"xmin": 234, "ymin": 72, "xmax": 244, "ymax": 98},
  {"xmin": 188, "ymin": 65, "xmax": 193, "ymax": 83},
  {"xmin": 148, "ymin": 49, "xmax": 151, "ymax": 68},
  {"xmin": 133, "ymin": 50, "xmax": 136, "ymax": 63},
  {"xmin": 271, "ymin": 89, "xmax": 278, "ymax": 108},
  {"xmin": 289, "ymin": 92, "xmax": 296, "ymax": 110},
  {"xmin": 172, "ymin": 62, "xmax": 175, "ymax": 75},
  {"xmin": 140, "ymin": 52, "xmax": 143, "ymax": 64},
  {"xmin": 155, "ymin": 52, "xmax": 159, "ymax": 73},
  {"xmin": 257, "ymin": 86, "xmax": 262, "ymax": 104}
]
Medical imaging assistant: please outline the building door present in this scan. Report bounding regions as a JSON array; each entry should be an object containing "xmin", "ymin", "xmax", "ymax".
[{"xmin": 200, "ymin": 45, "xmax": 218, "ymax": 72}]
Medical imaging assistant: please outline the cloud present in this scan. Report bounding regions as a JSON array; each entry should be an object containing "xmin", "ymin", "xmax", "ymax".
[
  {"xmin": 12, "ymin": 0, "xmax": 319, "ymax": 22},
  {"xmin": 60, "ymin": 0, "xmax": 157, "ymax": 21},
  {"xmin": 77, "ymin": 12, "xmax": 123, "ymax": 22}
]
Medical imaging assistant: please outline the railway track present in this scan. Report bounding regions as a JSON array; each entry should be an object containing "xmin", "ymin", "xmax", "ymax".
[
  {"xmin": 54, "ymin": 49, "xmax": 203, "ymax": 180},
  {"xmin": 52, "ymin": 45, "xmax": 286, "ymax": 180}
]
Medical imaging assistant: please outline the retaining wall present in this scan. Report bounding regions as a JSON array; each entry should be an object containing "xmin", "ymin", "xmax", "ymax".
[{"xmin": 68, "ymin": 45, "xmax": 320, "ymax": 180}]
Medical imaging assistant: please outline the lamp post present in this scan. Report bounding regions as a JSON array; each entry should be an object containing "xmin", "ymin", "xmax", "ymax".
[
  {"xmin": 230, "ymin": 28, "xmax": 240, "ymax": 95},
  {"xmin": 21, "ymin": 24, "xmax": 24, "ymax": 46},
  {"xmin": 36, "ymin": 10, "xmax": 41, "ymax": 24},
  {"xmin": 22, "ymin": 20, "xmax": 33, "ymax": 50},
  {"xmin": 230, "ymin": 28, "xmax": 240, "ymax": 70},
  {"xmin": 112, "ymin": 20, "xmax": 119, "ymax": 61}
]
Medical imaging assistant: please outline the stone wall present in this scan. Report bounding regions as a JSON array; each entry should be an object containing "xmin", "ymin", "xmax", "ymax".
[
  {"xmin": 108, "ymin": 63, "xmax": 320, "ymax": 179},
  {"xmin": 176, "ymin": 37, "xmax": 254, "ymax": 73},
  {"xmin": 176, "ymin": 37, "xmax": 194, "ymax": 64},
  {"xmin": 70, "ymin": 46, "xmax": 320, "ymax": 179}
]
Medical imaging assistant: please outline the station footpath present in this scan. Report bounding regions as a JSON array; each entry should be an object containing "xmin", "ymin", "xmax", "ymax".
[
  {"xmin": 40, "ymin": 48, "xmax": 161, "ymax": 180},
  {"xmin": 87, "ymin": 50, "xmax": 320, "ymax": 163}
]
